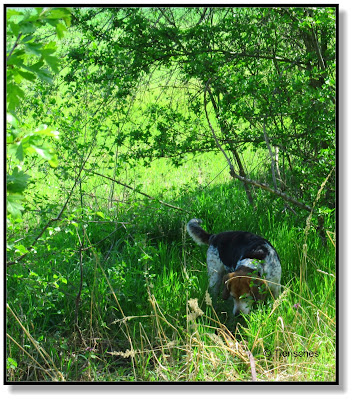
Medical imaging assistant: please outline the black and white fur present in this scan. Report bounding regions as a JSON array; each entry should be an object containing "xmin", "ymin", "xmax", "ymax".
[{"xmin": 187, "ymin": 218, "xmax": 281, "ymax": 314}]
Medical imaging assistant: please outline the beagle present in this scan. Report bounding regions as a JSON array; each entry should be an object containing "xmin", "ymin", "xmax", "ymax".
[{"xmin": 187, "ymin": 218, "xmax": 281, "ymax": 315}]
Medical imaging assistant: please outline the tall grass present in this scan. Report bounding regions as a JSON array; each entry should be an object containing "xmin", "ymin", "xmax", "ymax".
[{"xmin": 6, "ymin": 151, "xmax": 336, "ymax": 382}]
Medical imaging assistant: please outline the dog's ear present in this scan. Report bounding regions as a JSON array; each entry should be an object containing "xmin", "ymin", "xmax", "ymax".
[{"xmin": 222, "ymin": 274, "xmax": 231, "ymax": 300}]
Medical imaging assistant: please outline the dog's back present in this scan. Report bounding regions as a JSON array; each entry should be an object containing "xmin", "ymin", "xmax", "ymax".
[{"xmin": 187, "ymin": 219, "xmax": 279, "ymax": 271}]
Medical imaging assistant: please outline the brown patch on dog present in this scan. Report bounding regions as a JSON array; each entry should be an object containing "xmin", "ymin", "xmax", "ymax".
[{"xmin": 222, "ymin": 266, "xmax": 266, "ymax": 302}]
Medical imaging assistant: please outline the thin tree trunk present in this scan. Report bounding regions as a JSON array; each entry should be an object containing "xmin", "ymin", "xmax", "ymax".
[
  {"xmin": 263, "ymin": 120, "xmax": 278, "ymax": 191},
  {"xmin": 205, "ymin": 79, "xmax": 254, "ymax": 205},
  {"xmin": 231, "ymin": 149, "xmax": 255, "ymax": 205}
]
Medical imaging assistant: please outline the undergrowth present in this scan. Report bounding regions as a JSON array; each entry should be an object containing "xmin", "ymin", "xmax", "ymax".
[{"xmin": 6, "ymin": 153, "xmax": 336, "ymax": 382}]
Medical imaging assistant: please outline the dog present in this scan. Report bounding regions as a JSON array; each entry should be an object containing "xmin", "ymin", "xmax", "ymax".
[{"xmin": 187, "ymin": 219, "xmax": 281, "ymax": 315}]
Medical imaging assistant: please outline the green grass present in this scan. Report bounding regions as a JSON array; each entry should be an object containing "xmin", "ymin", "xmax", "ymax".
[{"xmin": 6, "ymin": 151, "xmax": 336, "ymax": 382}]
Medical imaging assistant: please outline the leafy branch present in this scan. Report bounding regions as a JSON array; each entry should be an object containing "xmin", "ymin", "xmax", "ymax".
[{"xmin": 6, "ymin": 7, "xmax": 72, "ymax": 219}]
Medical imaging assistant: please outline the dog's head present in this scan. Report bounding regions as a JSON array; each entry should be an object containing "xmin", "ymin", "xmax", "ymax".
[{"xmin": 222, "ymin": 266, "xmax": 266, "ymax": 315}]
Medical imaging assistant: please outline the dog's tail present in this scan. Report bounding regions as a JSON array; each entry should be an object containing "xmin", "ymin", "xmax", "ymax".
[{"xmin": 186, "ymin": 219, "xmax": 211, "ymax": 245}]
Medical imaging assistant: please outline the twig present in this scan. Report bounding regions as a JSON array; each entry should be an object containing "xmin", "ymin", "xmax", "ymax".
[
  {"xmin": 6, "ymin": 33, "xmax": 22, "ymax": 62},
  {"xmin": 7, "ymin": 304, "xmax": 65, "ymax": 381},
  {"xmin": 203, "ymin": 80, "xmax": 312, "ymax": 212},
  {"xmin": 263, "ymin": 119, "xmax": 278, "ymax": 191},
  {"xmin": 84, "ymin": 169, "xmax": 190, "ymax": 214},
  {"xmin": 74, "ymin": 227, "xmax": 84, "ymax": 327},
  {"xmin": 310, "ymin": 21, "xmax": 326, "ymax": 70},
  {"xmin": 6, "ymin": 333, "xmax": 54, "ymax": 379},
  {"xmin": 301, "ymin": 167, "xmax": 335, "ymax": 288},
  {"xmin": 204, "ymin": 79, "xmax": 254, "ymax": 204},
  {"xmin": 229, "ymin": 169, "xmax": 312, "ymax": 212},
  {"xmin": 203, "ymin": 79, "xmax": 236, "ymax": 170},
  {"xmin": 247, "ymin": 350, "xmax": 257, "ymax": 381},
  {"xmin": 7, "ymin": 155, "xmax": 90, "ymax": 267}
]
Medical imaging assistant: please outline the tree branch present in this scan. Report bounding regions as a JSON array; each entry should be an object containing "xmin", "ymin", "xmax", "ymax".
[
  {"xmin": 203, "ymin": 78, "xmax": 234, "ymax": 169},
  {"xmin": 6, "ymin": 33, "xmax": 22, "ymax": 63},
  {"xmin": 203, "ymin": 79, "xmax": 313, "ymax": 213},
  {"xmin": 311, "ymin": 26, "xmax": 326, "ymax": 70},
  {"xmin": 84, "ymin": 169, "xmax": 190, "ymax": 214},
  {"xmin": 263, "ymin": 120, "xmax": 278, "ymax": 191},
  {"xmin": 229, "ymin": 169, "xmax": 312, "ymax": 212},
  {"xmin": 204, "ymin": 79, "xmax": 255, "ymax": 204}
]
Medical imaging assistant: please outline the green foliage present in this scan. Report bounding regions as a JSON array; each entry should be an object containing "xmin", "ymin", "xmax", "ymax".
[
  {"xmin": 61, "ymin": 6, "xmax": 335, "ymax": 211},
  {"xmin": 7, "ymin": 115, "xmax": 59, "ymax": 164},
  {"xmin": 7, "ymin": 7, "xmax": 71, "ymax": 112},
  {"xmin": 6, "ymin": 114, "xmax": 60, "ymax": 218},
  {"xmin": 6, "ymin": 7, "xmax": 72, "ymax": 218}
]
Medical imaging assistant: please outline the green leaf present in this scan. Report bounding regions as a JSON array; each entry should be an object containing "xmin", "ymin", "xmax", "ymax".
[
  {"xmin": 37, "ymin": 70, "xmax": 53, "ymax": 84},
  {"xmin": 46, "ymin": 8, "xmax": 72, "ymax": 20},
  {"xmin": 7, "ymin": 357, "xmax": 18, "ymax": 370},
  {"xmin": 30, "ymin": 144, "xmax": 52, "ymax": 160},
  {"xmin": 7, "ymin": 194, "xmax": 25, "ymax": 218},
  {"xmin": 12, "ymin": 71, "xmax": 24, "ymax": 84},
  {"xmin": 7, "ymin": 9, "xmax": 23, "ymax": 19},
  {"xmin": 43, "ymin": 55, "xmax": 60, "ymax": 73},
  {"xmin": 30, "ymin": 65, "xmax": 53, "ymax": 84},
  {"xmin": 21, "ymin": 34, "xmax": 34, "ymax": 43},
  {"xmin": 6, "ymin": 49, "xmax": 26, "ymax": 66},
  {"xmin": 39, "ymin": 42, "xmax": 60, "ymax": 73},
  {"xmin": 7, "ymin": 167, "xmax": 31, "ymax": 193},
  {"xmin": 42, "ymin": 41, "xmax": 57, "ymax": 55},
  {"xmin": 9, "ymin": 21, "xmax": 20, "ymax": 36},
  {"xmin": 24, "ymin": 42, "xmax": 43, "ymax": 57},
  {"xmin": 34, "ymin": 125, "xmax": 60, "ymax": 139},
  {"xmin": 7, "ymin": 82, "xmax": 25, "ymax": 113},
  {"xmin": 29, "ymin": 141, "xmax": 58, "ymax": 167},
  {"xmin": 17, "ymin": 69, "xmax": 36, "ymax": 82},
  {"xmin": 23, "ymin": 60, "xmax": 44, "ymax": 73},
  {"xmin": 55, "ymin": 22, "xmax": 67, "ymax": 39},
  {"xmin": 19, "ymin": 21, "xmax": 37, "ymax": 34},
  {"xmin": 7, "ymin": 113, "xmax": 18, "ymax": 127},
  {"xmin": 14, "ymin": 244, "xmax": 29, "ymax": 256},
  {"xmin": 48, "ymin": 154, "xmax": 59, "ymax": 168},
  {"xmin": 15, "ymin": 143, "xmax": 24, "ymax": 161}
]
